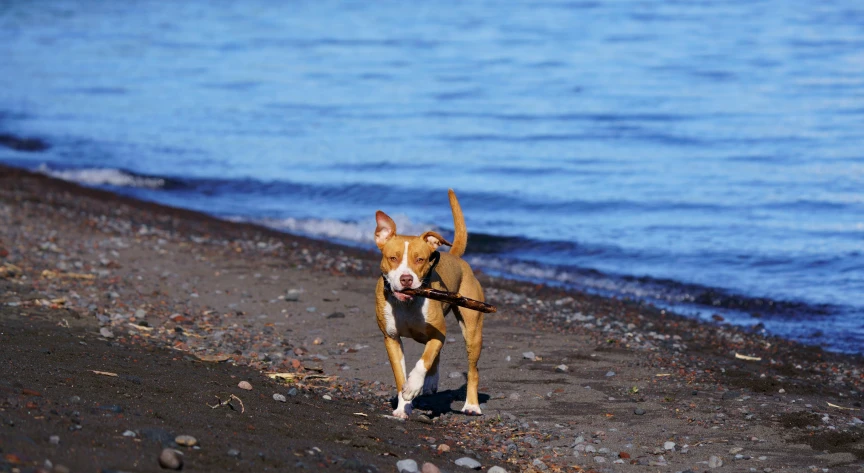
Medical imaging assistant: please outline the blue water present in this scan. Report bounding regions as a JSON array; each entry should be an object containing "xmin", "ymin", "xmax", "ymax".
[{"xmin": 1, "ymin": 0, "xmax": 862, "ymax": 353}]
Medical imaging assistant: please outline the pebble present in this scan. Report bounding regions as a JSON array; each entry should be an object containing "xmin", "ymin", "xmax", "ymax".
[
  {"xmin": 730, "ymin": 447, "xmax": 743, "ymax": 454},
  {"xmin": 175, "ymin": 435, "xmax": 197, "ymax": 447},
  {"xmin": 708, "ymin": 455, "xmax": 723, "ymax": 468},
  {"xmin": 532, "ymin": 459, "xmax": 548, "ymax": 470},
  {"xmin": 49, "ymin": 435, "xmax": 60, "ymax": 445},
  {"xmin": 438, "ymin": 444, "xmax": 451, "ymax": 452},
  {"xmin": 584, "ymin": 445, "xmax": 596, "ymax": 453},
  {"xmin": 326, "ymin": 312, "xmax": 345, "ymax": 318},
  {"xmin": 273, "ymin": 393, "xmax": 287, "ymax": 402},
  {"xmin": 158, "ymin": 448, "xmax": 183, "ymax": 470},
  {"xmin": 122, "ymin": 430, "xmax": 136, "ymax": 437},
  {"xmin": 449, "ymin": 371, "xmax": 464, "ymax": 379},
  {"xmin": 397, "ymin": 459, "xmax": 419, "ymax": 473},
  {"xmin": 421, "ymin": 462, "xmax": 441, "ymax": 473},
  {"xmin": 99, "ymin": 327, "xmax": 114, "ymax": 338},
  {"xmin": 53, "ymin": 466, "xmax": 71, "ymax": 473},
  {"xmin": 487, "ymin": 467, "xmax": 509, "ymax": 473},
  {"xmin": 135, "ymin": 308, "xmax": 147, "ymax": 318},
  {"xmin": 522, "ymin": 351, "xmax": 535, "ymax": 360},
  {"xmin": 664, "ymin": 441, "xmax": 676, "ymax": 451},
  {"xmin": 593, "ymin": 456, "xmax": 606, "ymax": 463},
  {"xmin": 227, "ymin": 448, "xmax": 241, "ymax": 458},
  {"xmin": 605, "ymin": 371, "xmax": 616, "ymax": 377},
  {"xmin": 237, "ymin": 381, "xmax": 252, "ymax": 390},
  {"xmin": 555, "ymin": 364, "xmax": 568, "ymax": 372},
  {"xmin": 322, "ymin": 394, "xmax": 332, "ymax": 400},
  {"xmin": 634, "ymin": 408, "xmax": 646, "ymax": 415},
  {"xmin": 455, "ymin": 457, "xmax": 482, "ymax": 469},
  {"xmin": 287, "ymin": 388, "xmax": 298, "ymax": 396}
]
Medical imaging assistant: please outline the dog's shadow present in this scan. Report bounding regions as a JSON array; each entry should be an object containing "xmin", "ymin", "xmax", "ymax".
[{"xmin": 389, "ymin": 384, "xmax": 490, "ymax": 418}]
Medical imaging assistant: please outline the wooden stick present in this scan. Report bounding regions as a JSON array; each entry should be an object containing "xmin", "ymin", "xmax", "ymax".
[{"xmin": 398, "ymin": 287, "xmax": 497, "ymax": 313}]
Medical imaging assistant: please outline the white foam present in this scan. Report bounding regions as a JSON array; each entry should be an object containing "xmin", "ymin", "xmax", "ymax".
[
  {"xmin": 37, "ymin": 164, "xmax": 166, "ymax": 189},
  {"xmin": 231, "ymin": 214, "xmax": 438, "ymax": 246}
]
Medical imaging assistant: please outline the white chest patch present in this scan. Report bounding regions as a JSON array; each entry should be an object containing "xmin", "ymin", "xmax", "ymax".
[{"xmin": 383, "ymin": 296, "xmax": 429, "ymax": 339}]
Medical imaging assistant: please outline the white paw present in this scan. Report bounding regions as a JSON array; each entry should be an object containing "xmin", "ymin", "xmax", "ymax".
[
  {"xmin": 422, "ymin": 370, "xmax": 439, "ymax": 396},
  {"xmin": 393, "ymin": 393, "xmax": 413, "ymax": 418},
  {"xmin": 461, "ymin": 403, "xmax": 482, "ymax": 416},
  {"xmin": 402, "ymin": 360, "xmax": 427, "ymax": 401}
]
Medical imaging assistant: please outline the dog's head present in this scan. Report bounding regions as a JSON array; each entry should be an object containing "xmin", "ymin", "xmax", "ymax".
[{"xmin": 374, "ymin": 211, "xmax": 451, "ymax": 302}]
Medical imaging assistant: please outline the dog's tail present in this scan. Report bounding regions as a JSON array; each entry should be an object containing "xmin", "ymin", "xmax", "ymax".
[{"xmin": 448, "ymin": 189, "xmax": 468, "ymax": 258}]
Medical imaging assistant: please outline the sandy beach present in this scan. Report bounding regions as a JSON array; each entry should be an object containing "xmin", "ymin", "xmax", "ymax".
[{"xmin": 1, "ymin": 164, "xmax": 862, "ymax": 473}]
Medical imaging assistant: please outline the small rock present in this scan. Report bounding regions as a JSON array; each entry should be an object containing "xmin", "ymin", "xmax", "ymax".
[
  {"xmin": 438, "ymin": 444, "xmax": 451, "ymax": 453},
  {"xmin": 135, "ymin": 309, "xmax": 147, "ymax": 318},
  {"xmin": 227, "ymin": 448, "xmax": 241, "ymax": 458},
  {"xmin": 99, "ymin": 327, "xmax": 114, "ymax": 338},
  {"xmin": 730, "ymin": 447, "xmax": 743, "ymax": 454},
  {"xmin": 449, "ymin": 371, "xmax": 464, "ymax": 379},
  {"xmin": 532, "ymin": 459, "xmax": 548, "ymax": 470},
  {"xmin": 322, "ymin": 394, "xmax": 332, "ymax": 400},
  {"xmin": 287, "ymin": 388, "xmax": 298, "ymax": 396},
  {"xmin": 273, "ymin": 393, "xmax": 287, "ymax": 402},
  {"xmin": 326, "ymin": 312, "xmax": 345, "ymax": 319},
  {"xmin": 605, "ymin": 371, "xmax": 616, "ymax": 377},
  {"xmin": 584, "ymin": 445, "xmax": 596, "ymax": 453},
  {"xmin": 573, "ymin": 435, "xmax": 585, "ymax": 444},
  {"xmin": 53, "ymin": 466, "xmax": 71, "ymax": 473},
  {"xmin": 237, "ymin": 381, "xmax": 252, "ymax": 390},
  {"xmin": 664, "ymin": 441, "xmax": 676, "ymax": 451},
  {"xmin": 396, "ymin": 459, "xmax": 419, "ymax": 473},
  {"xmin": 158, "ymin": 448, "xmax": 183, "ymax": 470},
  {"xmin": 708, "ymin": 455, "xmax": 723, "ymax": 468},
  {"xmin": 421, "ymin": 462, "xmax": 441, "ymax": 473},
  {"xmin": 487, "ymin": 467, "xmax": 509, "ymax": 473},
  {"xmin": 555, "ymin": 364, "xmax": 568, "ymax": 372},
  {"xmin": 175, "ymin": 435, "xmax": 197, "ymax": 447},
  {"xmin": 619, "ymin": 452, "xmax": 631, "ymax": 459},
  {"xmin": 593, "ymin": 456, "xmax": 606, "ymax": 463},
  {"xmin": 49, "ymin": 435, "xmax": 60, "ymax": 445},
  {"xmin": 508, "ymin": 392, "xmax": 521, "ymax": 401},
  {"xmin": 634, "ymin": 408, "xmax": 646, "ymax": 415},
  {"xmin": 455, "ymin": 457, "xmax": 482, "ymax": 469},
  {"xmin": 122, "ymin": 430, "xmax": 136, "ymax": 437},
  {"xmin": 522, "ymin": 352, "xmax": 535, "ymax": 360}
]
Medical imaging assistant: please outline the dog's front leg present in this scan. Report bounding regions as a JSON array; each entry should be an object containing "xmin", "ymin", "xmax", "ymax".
[
  {"xmin": 402, "ymin": 336, "xmax": 444, "ymax": 402},
  {"xmin": 383, "ymin": 336, "xmax": 413, "ymax": 418}
]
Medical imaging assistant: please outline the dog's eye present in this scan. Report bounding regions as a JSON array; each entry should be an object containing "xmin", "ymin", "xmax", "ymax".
[
  {"xmin": 416, "ymin": 257, "xmax": 425, "ymax": 264},
  {"xmin": 389, "ymin": 256, "xmax": 398, "ymax": 263}
]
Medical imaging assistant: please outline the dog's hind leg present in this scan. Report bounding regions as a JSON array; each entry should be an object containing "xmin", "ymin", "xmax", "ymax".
[
  {"xmin": 454, "ymin": 305, "xmax": 484, "ymax": 415},
  {"xmin": 422, "ymin": 355, "xmax": 441, "ymax": 395}
]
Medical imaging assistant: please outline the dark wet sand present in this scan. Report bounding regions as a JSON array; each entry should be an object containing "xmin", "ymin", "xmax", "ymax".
[{"xmin": 1, "ymin": 164, "xmax": 862, "ymax": 472}]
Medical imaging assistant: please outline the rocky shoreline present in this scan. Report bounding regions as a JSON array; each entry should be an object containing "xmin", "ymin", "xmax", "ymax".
[{"xmin": 1, "ymin": 164, "xmax": 862, "ymax": 472}]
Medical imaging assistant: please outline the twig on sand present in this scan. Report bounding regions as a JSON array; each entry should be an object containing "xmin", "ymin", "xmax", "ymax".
[{"xmin": 207, "ymin": 394, "xmax": 245, "ymax": 413}]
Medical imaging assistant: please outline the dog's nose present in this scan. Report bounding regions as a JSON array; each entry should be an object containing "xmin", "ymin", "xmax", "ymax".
[{"xmin": 399, "ymin": 274, "xmax": 413, "ymax": 288}]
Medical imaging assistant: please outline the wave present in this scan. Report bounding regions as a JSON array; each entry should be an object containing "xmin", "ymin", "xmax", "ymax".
[
  {"xmin": 230, "ymin": 215, "xmax": 439, "ymax": 247},
  {"xmin": 37, "ymin": 164, "xmax": 169, "ymax": 189}
]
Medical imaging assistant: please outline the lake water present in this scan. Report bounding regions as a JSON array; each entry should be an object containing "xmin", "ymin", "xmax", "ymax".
[{"xmin": 1, "ymin": 0, "xmax": 862, "ymax": 353}]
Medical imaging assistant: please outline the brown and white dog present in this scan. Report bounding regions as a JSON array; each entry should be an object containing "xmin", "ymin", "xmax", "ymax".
[{"xmin": 374, "ymin": 189, "xmax": 485, "ymax": 418}]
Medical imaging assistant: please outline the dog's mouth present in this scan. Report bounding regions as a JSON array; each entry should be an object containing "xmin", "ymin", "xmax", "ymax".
[{"xmin": 392, "ymin": 292, "xmax": 413, "ymax": 302}]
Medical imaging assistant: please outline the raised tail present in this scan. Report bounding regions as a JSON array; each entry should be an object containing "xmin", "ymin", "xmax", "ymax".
[{"xmin": 448, "ymin": 189, "xmax": 467, "ymax": 257}]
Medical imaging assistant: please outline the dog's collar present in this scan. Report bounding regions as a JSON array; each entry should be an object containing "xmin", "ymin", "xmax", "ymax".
[{"xmin": 382, "ymin": 251, "xmax": 440, "ymax": 295}]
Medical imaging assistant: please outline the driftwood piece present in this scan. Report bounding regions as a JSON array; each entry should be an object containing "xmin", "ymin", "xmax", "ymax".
[{"xmin": 398, "ymin": 287, "xmax": 497, "ymax": 313}]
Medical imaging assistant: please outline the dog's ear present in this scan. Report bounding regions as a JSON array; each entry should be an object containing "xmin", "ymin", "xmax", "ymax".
[
  {"xmin": 421, "ymin": 231, "xmax": 452, "ymax": 250},
  {"xmin": 375, "ymin": 211, "xmax": 397, "ymax": 249}
]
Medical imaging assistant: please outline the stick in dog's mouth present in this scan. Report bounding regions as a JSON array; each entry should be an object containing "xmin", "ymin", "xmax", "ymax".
[{"xmin": 398, "ymin": 287, "xmax": 497, "ymax": 313}]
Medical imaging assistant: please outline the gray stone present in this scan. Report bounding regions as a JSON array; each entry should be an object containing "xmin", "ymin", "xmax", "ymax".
[
  {"xmin": 227, "ymin": 448, "xmax": 241, "ymax": 458},
  {"xmin": 522, "ymin": 352, "xmax": 535, "ymax": 360},
  {"xmin": 487, "ymin": 467, "xmax": 509, "ymax": 473},
  {"xmin": 449, "ymin": 371, "xmax": 464, "ymax": 379},
  {"xmin": 158, "ymin": 448, "xmax": 183, "ymax": 470},
  {"xmin": 708, "ymin": 455, "xmax": 723, "ymax": 468},
  {"xmin": 396, "ymin": 459, "xmax": 419, "ymax": 473},
  {"xmin": 532, "ymin": 459, "xmax": 548, "ymax": 470},
  {"xmin": 664, "ymin": 441, "xmax": 676, "ymax": 451},
  {"xmin": 593, "ymin": 456, "xmax": 606, "ymax": 463},
  {"xmin": 605, "ymin": 371, "xmax": 616, "ymax": 377},
  {"xmin": 455, "ymin": 457, "xmax": 482, "ymax": 469},
  {"xmin": 555, "ymin": 364, "xmax": 568, "ymax": 372},
  {"xmin": 99, "ymin": 327, "xmax": 114, "ymax": 338},
  {"xmin": 135, "ymin": 309, "xmax": 147, "ymax": 318},
  {"xmin": 273, "ymin": 393, "xmax": 287, "ymax": 402},
  {"xmin": 634, "ymin": 408, "xmax": 646, "ymax": 415}
]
